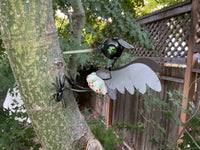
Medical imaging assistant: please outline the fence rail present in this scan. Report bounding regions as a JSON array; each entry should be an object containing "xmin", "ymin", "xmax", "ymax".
[{"xmin": 136, "ymin": 0, "xmax": 191, "ymax": 24}]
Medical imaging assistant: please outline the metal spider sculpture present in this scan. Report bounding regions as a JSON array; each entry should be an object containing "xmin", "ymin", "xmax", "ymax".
[
  {"xmin": 52, "ymin": 75, "xmax": 67, "ymax": 108},
  {"xmin": 52, "ymin": 75, "xmax": 92, "ymax": 108}
]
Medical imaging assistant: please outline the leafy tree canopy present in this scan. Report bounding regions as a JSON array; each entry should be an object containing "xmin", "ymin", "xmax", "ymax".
[
  {"xmin": 0, "ymin": 0, "xmax": 186, "ymax": 91},
  {"xmin": 52, "ymin": 0, "xmax": 155, "ymax": 70}
]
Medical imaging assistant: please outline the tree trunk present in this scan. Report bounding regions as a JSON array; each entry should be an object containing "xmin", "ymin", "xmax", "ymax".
[{"xmin": 0, "ymin": 0, "xmax": 102, "ymax": 149}]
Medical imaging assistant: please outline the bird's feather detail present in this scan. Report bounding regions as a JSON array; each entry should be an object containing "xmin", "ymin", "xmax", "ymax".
[
  {"xmin": 105, "ymin": 63, "xmax": 161, "ymax": 97},
  {"xmin": 87, "ymin": 60, "xmax": 161, "ymax": 100}
]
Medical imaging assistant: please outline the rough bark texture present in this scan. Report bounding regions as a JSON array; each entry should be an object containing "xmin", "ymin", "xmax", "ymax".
[
  {"xmin": 69, "ymin": 0, "xmax": 86, "ymax": 43},
  {"xmin": 0, "ymin": 0, "xmax": 102, "ymax": 149},
  {"xmin": 67, "ymin": 0, "xmax": 87, "ymax": 71}
]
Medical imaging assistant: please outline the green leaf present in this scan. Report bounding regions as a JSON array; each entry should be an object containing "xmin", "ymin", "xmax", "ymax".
[{"xmin": 151, "ymin": 138, "xmax": 158, "ymax": 147}]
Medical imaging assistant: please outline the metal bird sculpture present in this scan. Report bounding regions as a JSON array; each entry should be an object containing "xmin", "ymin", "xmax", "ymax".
[{"xmin": 57, "ymin": 37, "xmax": 162, "ymax": 102}]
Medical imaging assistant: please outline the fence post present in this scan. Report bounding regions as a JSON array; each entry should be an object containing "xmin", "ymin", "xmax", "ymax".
[
  {"xmin": 179, "ymin": 0, "xmax": 199, "ymax": 141},
  {"xmin": 106, "ymin": 98, "xmax": 114, "ymax": 126}
]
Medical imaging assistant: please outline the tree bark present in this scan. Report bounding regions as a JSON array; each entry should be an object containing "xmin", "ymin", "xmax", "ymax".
[
  {"xmin": 68, "ymin": 0, "xmax": 86, "ymax": 70},
  {"xmin": 69, "ymin": 0, "xmax": 86, "ymax": 43},
  {"xmin": 0, "ymin": 0, "xmax": 102, "ymax": 149}
]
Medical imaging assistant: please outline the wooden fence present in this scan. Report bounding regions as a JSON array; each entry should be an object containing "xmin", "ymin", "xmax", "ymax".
[
  {"xmin": 80, "ymin": 0, "xmax": 200, "ymax": 149},
  {"xmin": 113, "ymin": 67, "xmax": 185, "ymax": 149}
]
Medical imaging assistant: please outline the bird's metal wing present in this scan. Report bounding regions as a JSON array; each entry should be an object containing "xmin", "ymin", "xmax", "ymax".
[
  {"xmin": 105, "ymin": 63, "xmax": 161, "ymax": 100},
  {"xmin": 118, "ymin": 39, "xmax": 134, "ymax": 49}
]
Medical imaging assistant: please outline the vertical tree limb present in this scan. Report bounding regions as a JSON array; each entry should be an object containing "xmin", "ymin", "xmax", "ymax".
[{"xmin": 68, "ymin": 0, "xmax": 86, "ymax": 71}]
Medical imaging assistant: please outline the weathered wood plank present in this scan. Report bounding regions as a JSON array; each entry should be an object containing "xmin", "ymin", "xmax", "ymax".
[
  {"xmin": 160, "ymin": 75, "xmax": 184, "ymax": 83},
  {"xmin": 106, "ymin": 98, "xmax": 113, "ymax": 126},
  {"xmin": 192, "ymin": 68, "xmax": 200, "ymax": 73},
  {"xmin": 139, "ymin": 57, "xmax": 187, "ymax": 65},
  {"xmin": 136, "ymin": 0, "xmax": 192, "ymax": 24}
]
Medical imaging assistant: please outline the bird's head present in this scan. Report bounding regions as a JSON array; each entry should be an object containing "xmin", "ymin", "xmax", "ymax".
[{"xmin": 99, "ymin": 37, "xmax": 124, "ymax": 59}]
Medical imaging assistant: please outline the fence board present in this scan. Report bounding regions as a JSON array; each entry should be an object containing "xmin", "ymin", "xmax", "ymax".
[{"xmin": 111, "ymin": 66, "xmax": 185, "ymax": 149}]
